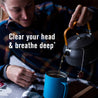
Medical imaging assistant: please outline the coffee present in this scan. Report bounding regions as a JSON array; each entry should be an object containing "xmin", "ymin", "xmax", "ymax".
[
  {"xmin": 47, "ymin": 70, "xmax": 67, "ymax": 78},
  {"xmin": 48, "ymin": 74, "xmax": 65, "ymax": 78},
  {"xmin": 58, "ymin": 54, "xmax": 66, "ymax": 72}
]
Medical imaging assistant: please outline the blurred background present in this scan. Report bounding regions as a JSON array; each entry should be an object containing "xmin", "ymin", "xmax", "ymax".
[
  {"xmin": 0, "ymin": 0, "xmax": 98, "ymax": 21},
  {"xmin": 0, "ymin": 0, "xmax": 98, "ymax": 39},
  {"xmin": 34, "ymin": 0, "xmax": 98, "ymax": 8}
]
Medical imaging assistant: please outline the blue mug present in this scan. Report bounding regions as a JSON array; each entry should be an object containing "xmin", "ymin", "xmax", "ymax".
[{"xmin": 43, "ymin": 70, "xmax": 68, "ymax": 98}]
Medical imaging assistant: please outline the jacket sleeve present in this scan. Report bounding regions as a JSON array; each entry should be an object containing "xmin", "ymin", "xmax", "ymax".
[
  {"xmin": 0, "ymin": 21, "xmax": 10, "ymax": 78},
  {"xmin": 0, "ymin": 65, "xmax": 5, "ymax": 75}
]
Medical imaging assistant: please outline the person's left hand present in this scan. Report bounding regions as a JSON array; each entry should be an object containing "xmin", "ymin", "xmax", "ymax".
[{"xmin": 6, "ymin": 65, "xmax": 36, "ymax": 87}]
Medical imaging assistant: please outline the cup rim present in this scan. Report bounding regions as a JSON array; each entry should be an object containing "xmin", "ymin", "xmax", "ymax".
[{"xmin": 46, "ymin": 70, "xmax": 67, "ymax": 78}]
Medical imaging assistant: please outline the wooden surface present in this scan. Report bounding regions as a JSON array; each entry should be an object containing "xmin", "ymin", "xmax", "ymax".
[{"xmin": 67, "ymin": 81, "xmax": 98, "ymax": 98}]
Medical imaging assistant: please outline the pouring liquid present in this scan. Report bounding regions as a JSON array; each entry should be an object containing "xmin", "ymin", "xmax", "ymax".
[
  {"xmin": 58, "ymin": 54, "xmax": 66, "ymax": 72},
  {"xmin": 58, "ymin": 48, "xmax": 85, "ymax": 78}
]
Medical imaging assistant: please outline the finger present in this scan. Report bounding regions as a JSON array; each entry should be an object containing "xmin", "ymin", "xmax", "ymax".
[
  {"xmin": 16, "ymin": 79, "xmax": 32, "ymax": 87},
  {"xmin": 14, "ymin": 77, "xmax": 31, "ymax": 87},
  {"xmin": 24, "ymin": 71, "xmax": 37, "ymax": 80},
  {"xmin": 23, "ymin": 69, "xmax": 36, "ymax": 77},
  {"xmin": 77, "ymin": 6, "xmax": 88, "ymax": 26},
  {"xmin": 19, "ymin": 69, "xmax": 37, "ymax": 82},
  {"xmin": 20, "ymin": 73, "xmax": 37, "ymax": 83},
  {"xmin": 69, "ymin": 5, "xmax": 82, "ymax": 28}
]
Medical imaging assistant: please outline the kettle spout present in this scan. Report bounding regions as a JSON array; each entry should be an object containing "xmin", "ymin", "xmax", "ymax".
[
  {"xmin": 64, "ymin": 48, "xmax": 71, "ymax": 56},
  {"xmin": 64, "ymin": 51, "xmax": 70, "ymax": 56}
]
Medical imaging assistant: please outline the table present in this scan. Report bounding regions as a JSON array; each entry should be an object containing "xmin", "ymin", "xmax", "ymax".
[
  {"xmin": 0, "ymin": 77, "xmax": 44, "ymax": 98},
  {"xmin": 67, "ymin": 81, "xmax": 98, "ymax": 98},
  {"xmin": 0, "ymin": 79, "xmax": 26, "ymax": 98},
  {"xmin": 0, "ymin": 78, "xmax": 98, "ymax": 98}
]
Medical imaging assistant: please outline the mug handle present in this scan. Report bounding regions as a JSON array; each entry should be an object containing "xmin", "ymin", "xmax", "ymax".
[{"xmin": 61, "ymin": 82, "xmax": 68, "ymax": 98}]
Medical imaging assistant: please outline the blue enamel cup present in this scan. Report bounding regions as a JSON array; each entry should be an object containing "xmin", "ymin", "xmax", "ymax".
[{"xmin": 43, "ymin": 70, "xmax": 68, "ymax": 98}]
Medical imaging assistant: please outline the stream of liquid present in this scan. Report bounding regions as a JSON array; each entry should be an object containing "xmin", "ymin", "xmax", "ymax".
[{"xmin": 58, "ymin": 54, "xmax": 66, "ymax": 72}]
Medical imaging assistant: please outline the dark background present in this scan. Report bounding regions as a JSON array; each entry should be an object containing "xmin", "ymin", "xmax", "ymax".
[{"xmin": 34, "ymin": 0, "xmax": 98, "ymax": 9}]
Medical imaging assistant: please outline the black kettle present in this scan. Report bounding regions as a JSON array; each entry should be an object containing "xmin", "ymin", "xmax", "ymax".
[{"xmin": 63, "ymin": 21, "xmax": 98, "ymax": 67}]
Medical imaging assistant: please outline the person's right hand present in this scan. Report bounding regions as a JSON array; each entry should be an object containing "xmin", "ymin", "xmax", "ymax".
[
  {"xmin": 69, "ymin": 4, "xmax": 93, "ymax": 29},
  {"xmin": 6, "ymin": 65, "xmax": 36, "ymax": 87}
]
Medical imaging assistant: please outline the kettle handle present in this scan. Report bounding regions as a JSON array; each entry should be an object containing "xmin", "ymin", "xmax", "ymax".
[{"xmin": 64, "ymin": 21, "xmax": 91, "ymax": 46}]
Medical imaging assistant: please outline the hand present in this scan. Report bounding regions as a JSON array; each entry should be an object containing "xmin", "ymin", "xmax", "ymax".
[
  {"xmin": 6, "ymin": 65, "xmax": 36, "ymax": 87},
  {"xmin": 69, "ymin": 4, "xmax": 93, "ymax": 29}
]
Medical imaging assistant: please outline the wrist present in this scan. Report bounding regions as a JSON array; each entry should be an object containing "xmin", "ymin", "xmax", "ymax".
[{"xmin": 3, "ymin": 64, "xmax": 10, "ymax": 79}]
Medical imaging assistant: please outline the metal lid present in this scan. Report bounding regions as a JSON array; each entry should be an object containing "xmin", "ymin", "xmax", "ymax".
[{"xmin": 67, "ymin": 33, "xmax": 94, "ymax": 49}]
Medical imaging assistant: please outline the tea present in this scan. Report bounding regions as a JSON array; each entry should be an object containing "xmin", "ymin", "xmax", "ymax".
[
  {"xmin": 58, "ymin": 54, "xmax": 66, "ymax": 72},
  {"xmin": 47, "ymin": 70, "xmax": 67, "ymax": 78},
  {"xmin": 47, "ymin": 73, "xmax": 65, "ymax": 78}
]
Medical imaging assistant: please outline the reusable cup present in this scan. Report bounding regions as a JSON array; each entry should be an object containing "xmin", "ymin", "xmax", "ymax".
[{"xmin": 43, "ymin": 70, "xmax": 68, "ymax": 98}]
